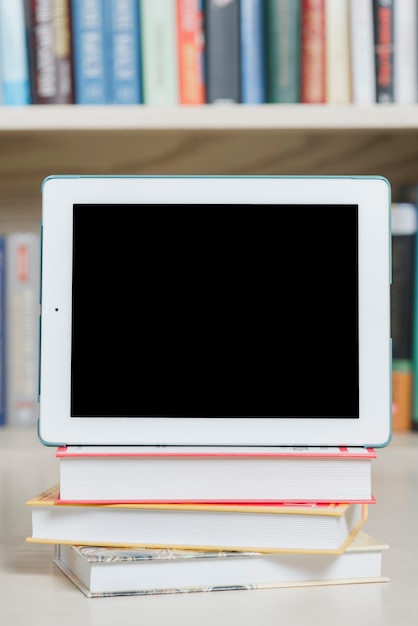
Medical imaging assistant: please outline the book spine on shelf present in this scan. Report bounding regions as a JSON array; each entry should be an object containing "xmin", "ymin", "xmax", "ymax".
[
  {"xmin": 205, "ymin": 0, "xmax": 241, "ymax": 103},
  {"xmin": 349, "ymin": 0, "xmax": 376, "ymax": 104},
  {"xmin": 392, "ymin": 361, "xmax": 413, "ymax": 433},
  {"xmin": 393, "ymin": 0, "xmax": 417, "ymax": 104},
  {"xmin": 0, "ymin": 236, "xmax": 5, "ymax": 426},
  {"xmin": 176, "ymin": 0, "xmax": 205, "ymax": 105},
  {"xmin": 5, "ymin": 232, "xmax": 40, "ymax": 426},
  {"xmin": 140, "ymin": 0, "xmax": 178, "ymax": 105},
  {"xmin": 240, "ymin": 0, "xmax": 266, "ymax": 104},
  {"xmin": 265, "ymin": 0, "xmax": 301, "ymax": 104},
  {"xmin": 300, "ymin": 0, "xmax": 326, "ymax": 104},
  {"xmin": 392, "ymin": 202, "xmax": 417, "ymax": 432},
  {"xmin": 325, "ymin": 0, "xmax": 351, "ymax": 104},
  {"xmin": 103, "ymin": 0, "xmax": 142, "ymax": 105},
  {"xmin": 0, "ymin": 0, "xmax": 31, "ymax": 105},
  {"xmin": 71, "ymin": 0, "xmax": 108, "ymax": 104},
  {"xmin": 372, "ymin": 0, "xmax": 394, "ymax": 103},
  {"xmin": 25, "ymin": 0, "xmax": 75, "ymax": 104}
]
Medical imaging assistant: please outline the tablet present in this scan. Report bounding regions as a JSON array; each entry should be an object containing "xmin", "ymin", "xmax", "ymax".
[{"xmin": 38, "ymin": 175, "xmax": 392, "ymax": 447}]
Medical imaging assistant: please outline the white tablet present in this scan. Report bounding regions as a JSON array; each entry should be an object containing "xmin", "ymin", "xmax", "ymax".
[{"xmin": 38, "ymin": 175, "xmax": 392, "ymax": 447}]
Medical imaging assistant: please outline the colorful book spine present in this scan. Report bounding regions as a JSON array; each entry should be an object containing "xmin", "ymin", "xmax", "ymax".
[
  {"xmin": 240, "ymin": 0, "xmax": 266, "ymax": 104},
  {"xmin": 349, "ymin": 0, "xmax": 376, "ymax": 104},
  {"xmin": 300, "ymin": 0, "xmax": 326, "ymax": 104},
  {"xmin": 392, "ymin": 202, "xmax": 417, "ymax": 432},
  {"xmin": 0, "ymin": 0, "xmax": 31, "ymax": 105},
  {"xmin": 176, "ymin": 0, "xmax": 205, "ymax": 105},
  {"xmin": 265, "ymin": 0, "xmax": 301, "ymax": 104},
  {"xmin": 205, "ymin": 0, "xmax": 240, "ymax": 103},
  {"xmin": 0, "ymin": 236, "xmax": 5, "ymax": 426},
  {"xmin": 372, "ymin": 0, "xmax": 394, "ymax": 103},
  {"xmin": 104, "ymin": 0, "xmax": 142, "ymax": 105},
  {"xmin": 6, "ymin": 232, "xmax": 40, "ymax": 426},
  {"xmin": 25, "ymin": 0, "xmax": 75, "ymax": 104},
  {"xmin": 140, "ymin": 0, "xmax": 178, "ymax": 105},
  {"xmin": 393, "ymin": 0, "xmax": 417, "ymax": 104},
  {"xmin": 392, "ymin": 363, "xmax": 413, "ymax": 433},
  {"xmin": 71, "ymin": 0, "xmax": 107, "ymax": 104},
  {"xmin": 325, "ymin": 0, "xmax": 351, "ymax": 104}
]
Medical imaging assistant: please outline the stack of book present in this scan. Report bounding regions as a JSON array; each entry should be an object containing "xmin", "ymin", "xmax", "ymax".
[{"xmin": 26, "ymin": 446, "xmax": 389, "ymax": 597}]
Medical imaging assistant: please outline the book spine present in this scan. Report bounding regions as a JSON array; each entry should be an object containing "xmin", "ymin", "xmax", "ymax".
[
  {"xmin": 265, "ymin": 0, "xmax": 301, "ymax": 104},
  {"xmin": 140, "ymin": 0, "xmax": 178, "ymax": 105},
  {"xmin": 25, "ymin": 0, "xmax": 75, "ymax": 104},
  {"xmin": 391, "ymin": 203, "xmax": 417, "ymax": 361},
  {"xmin": 51, "ymin": 0, "xmax": 75, "ymax": 103},
  {"xmin": 392, "ymin": 361, "xmax": 413, "ymax": 432},
  {"xmin": 104, "ymin": 0, "xmax": 142, "ymax": 105},
  {"xmin": 0, "ymin": 236, "xmax": 5, "ymax": 426},
  {"xmin": 205, "ymin": 0, "xmax": 241, "ymax": 103},
  {"xmin": 71, "ymin": 0, "xmax": 108, "ymax": 104},
  {"xmin": 411, "ymin": 189, "xmax": 418, "ymax": 431},
  {"xmin": 300, "ymin": 0, "xmax": 326, "ymax": 104},
  {"xmin": 240, "ymin": 0, "xmax": 266, "ymax": 104},
  {"xmin": 393, "ymin": 0, "xmax": 417, "ymax": 104},
  {"xmin": 325, "ymin": 0, "xmax": 351, "ymax": 104},
  {"xmin": 349, "ymin": 0, "xmax": 376, "ymax": 104},
  {"xmin": 176, "ymin": 0, "xmax": 205, "ymax": 105},
  {"xmin": 372, "ymin": 0, "xmax": 394, "ymax": 103},
  {"xmin": 6, "ymin": 232, "xmax": 40, "ymax": 426},
  {"xmin": 392, "ymin": 202, "xmax": 417, "ymax": 432},
  {"xmin": 0, "ymin": 0, "xmax": 31, "ymax": 105}
]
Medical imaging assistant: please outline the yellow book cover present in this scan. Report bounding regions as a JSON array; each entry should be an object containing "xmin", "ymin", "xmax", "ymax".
[{"xmin": 27, "ymin": 485, "xmax": 368, "ymax": 554}]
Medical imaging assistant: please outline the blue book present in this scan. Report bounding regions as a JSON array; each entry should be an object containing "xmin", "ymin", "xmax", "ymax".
[
  {"xmin": 240, "ymin": 0, "xmax": 266, "ymax": 104},
  {"xmin": 104, "ymin": 0, "xmax": 142, "ymax": 104},
  {"xmin": 0, "ymin": 0, "xmax": 30, "ymax": 105},
  {"xmin": 0, "ymin": 236, "xmax": 5, "ymax": 426},
  {"xmin": 71, "ymin": 0, "xmax": 108, "ymax": 104}
]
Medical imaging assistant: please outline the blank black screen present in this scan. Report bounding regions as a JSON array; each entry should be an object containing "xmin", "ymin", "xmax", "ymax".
[{"xmin": 71, "ymin": 204, "xmax": 359, "ymax": 418}]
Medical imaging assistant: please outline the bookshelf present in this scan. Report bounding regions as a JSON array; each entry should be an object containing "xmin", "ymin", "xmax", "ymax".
[{"xmin": 1, "ymin": 103, "xmax": 418, "ymax": 227}]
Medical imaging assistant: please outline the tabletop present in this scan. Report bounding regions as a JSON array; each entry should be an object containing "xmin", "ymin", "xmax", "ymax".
[{"xmin": 1, "ymin": 426, "xmax": 417, "ymax": 626}]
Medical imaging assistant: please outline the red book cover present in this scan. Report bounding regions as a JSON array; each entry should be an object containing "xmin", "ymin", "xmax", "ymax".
[
  {"xmin": 300, "ymin": 0, "xmax": 326, "ymax": 103},
  {"xmin": 372, "ymin": 0, "xmax": 394, "ymax": 102},
  {"xmin": 176, "ymin": 0, "xmax": 205, "ymax": 104},
  {"xmin": 56, "ymin": 446, "xmax": 376, "ymax": 505}
]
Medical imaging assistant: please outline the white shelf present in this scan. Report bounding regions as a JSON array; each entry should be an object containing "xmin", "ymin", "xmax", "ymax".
[{"xmin": 0, "ymin": 104, "xmax": 417, "ymax": 219}]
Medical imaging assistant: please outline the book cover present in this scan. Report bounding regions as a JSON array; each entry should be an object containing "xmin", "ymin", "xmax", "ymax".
[
  {"xmin": 240, "ymin": 0, "xmax": 266, "ymax": 104},
  {"xmin": 392, "ymin": 362, "xmax": 413, "ymax": 432},
  {"xmin": 53, "ymin": 530, "xmax": 389, "ymax": 597},
  {"xmin": 349, "ymin": 0, "xmax": 376, "ymax": 104},
  {"xmin": 176, "ymin": 0, "xmax": 205, "ymax": 105},
  {"xmin": 0, "ymin": 236, "xmax": 5, "ymax": 426},
  {"xmin": 300, "ymin": 0, "xmax": 326, "ymax": 103},
  {"xmin": 27, "ymin": 484, "xmax": 369, "ymax": 554},
  {"xmin": 56, "ymin": 445, "xmax": 376, "ymax": 504},
  {"xmin": 391, "ymin": 203, "xmax": 417, "ymax": 361},
  {"xmin": 392, "ymin": 203, "xmax": 417, "ymax": 432},
  {"xmin": 205, "ymin": 0, "xmax": 240, "ymax": 103},
  {"xmin": 5, "ymin": 232, "xmax": 40, "ymax": 426},
  {"xmin": 265, "ymin": 0, "xmax": 301, "ymax": 104},
  {"xmin": 325, "ymin": 0, "xmax": 351, "ymax": 104},
  {"xmin": 104, "ymin": 0, "xmax": 142, "ymax": 104},
  {"xmin": 393, "ymin": 0, "xmax": 417, "ymax": 104},
  {"xmin": 71, "ymin": 0, "xmax": 107, "ymax": 104},
  {"xmin": 140, "ymin": 0, "xmax": 178, "ymax": 105},
  {"xmin": 25, "ymin": 0, "xmax": 75, "ymax": 104},
  {"xmin": 372, "ymin": 0, "xmax": 394, "ymax": 103},
  {"xmin": 0, "ymin": 0, "xmax": 31, "ymax": 105}
]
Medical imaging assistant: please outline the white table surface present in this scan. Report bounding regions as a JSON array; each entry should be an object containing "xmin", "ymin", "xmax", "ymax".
[{"xmin": 1, "ymin": 426, "xmax": 417, "ymax": 626}]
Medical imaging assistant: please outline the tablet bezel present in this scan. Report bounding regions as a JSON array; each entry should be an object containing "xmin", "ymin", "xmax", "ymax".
[{"xmin": 38, "ymin": 175, "xmax": 392, "ymax": 447}]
